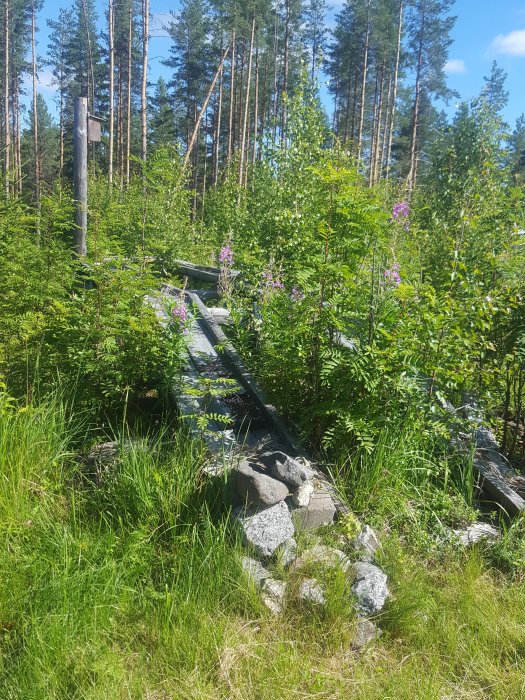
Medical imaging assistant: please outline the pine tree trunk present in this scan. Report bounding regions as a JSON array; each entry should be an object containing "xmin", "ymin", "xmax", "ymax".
[
  {"xmin": 379, "ymin": 73, "xmax": 392, "ymax": 178},
  {"xmin": 407, "ymin": 36, "xmax": 423, "ymax": 189},
  {"xmin": 368, "ymin": 69, "xmax": 380, "ymax": 185},
  {"xmin": 141, "ymin": 0, "xmax": 149, "ymax": 162},
  {"xmin": 32, "ymin": 3, "xmax": 40, "ymax": 219},
  {"xmin": 251, "ymin": 45, "xmax": 259, "ymax": 171},
  {"xmin": 125, "ymin": 0, "xmax": 132, "ymax": 186},
  {"xmin": 213, "ymin": 59, "xmax": 223, "ymax": 185},
  {"xmin": 117, "ymin": 60, "xmax": 123, "ymax": 188},
  {"xmin": 227, "ymin": 29, "xmax": 235, "ymax": 167},
  {"xmin": 371, "ymin": 66, "xmax": 385, "ymax": 185},
  {"xmin": 357, "ymin": 0, "xmax": 370, "ymax": 163},
  {"xmin": 238, "ymin": 14, "xmax": 255, "ymax": 188},
  {"xmin": 108, "ymin": 0, "xmax": 114, "ymax": 185},
  {"xmin": 386, "ymin": 0, "xmax": 403, "ymax": 179},
  {"xmin": 3, "ymin": 0, "xmax": 10, "ymax": 195},
  {"xmin": 59, "ymin": 85, "xmax": 64, "ymax": 179},
  {"xmin": 271, "ymin": 10, "xmax": 279, "ymax": 149},
  {"xmin": 281, "ymin": 0, "xmax": 291, "ymax": 145},
  {"xmin": 12, "ymin": 76, "xmax": 20, "ymax": 195}
]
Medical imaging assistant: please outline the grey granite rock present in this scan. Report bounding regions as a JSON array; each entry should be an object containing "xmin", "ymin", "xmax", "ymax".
[
  {"xmin": 234, "ymin": 501, "xmax": 295, "ymax": 558},
  {"xmin": 276, "ymin": 537, "xmax": 298, "ymax": 567},
  {"xmin": 292, "ymin": 480, "xmax": 314, "ymax": 507},
  {"xmin": 236, "ymin": 459, "xmax": 289, "ymax": 506},
  {"xmin": 241, "ymin": 556, "xmax": 271, "ymax": 588},
  {"xmin": 352, "ymin": 618, "xmax": 381, "ymax": 649},
  {"xmin": 351, "ymin": 562, "xmax": 389, "ymax": 616},
  {"xmin": 452, "ymin": 522, "xmax": 500, "ymax": 545},
  {"xmin": 292, "ymin": 544, "xmax": 351, "ymax": 573},
  {"xmin": 353, "ymin": 525, "xmax": 381, "ymax": 562},
  {"xmin": 292, "ymin": 485, "xmax": 337, "ymax": 530},
  {"xmin": 261, "ymin": 579, "xmax": 287, "ymax": 615},
  {"xmin": 259, "ymin": 451, "xmax": 314, "ymax": 487},
  {"xmin": 298, "ymin": 578, "xmax": 326, "ymax": 605}
]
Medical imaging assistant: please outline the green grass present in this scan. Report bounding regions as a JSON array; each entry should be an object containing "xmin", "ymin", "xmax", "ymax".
[{"xmin": 1, "ymin": 400, "xmax": 525, "ymax": 699}]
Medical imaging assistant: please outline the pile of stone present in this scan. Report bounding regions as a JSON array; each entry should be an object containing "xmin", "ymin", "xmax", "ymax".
[{"xmin": 234, "ymin": 450, "xmax": 389, "ymax": 648}]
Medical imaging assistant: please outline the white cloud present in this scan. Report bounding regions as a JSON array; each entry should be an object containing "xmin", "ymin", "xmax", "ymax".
[
  {"xmin": 491, "ymin": 29, "xmax": 525, "ymax": 56},
  {"xmin": 444, "ymin": 59, "xmax": 467, "ymax": 74}
]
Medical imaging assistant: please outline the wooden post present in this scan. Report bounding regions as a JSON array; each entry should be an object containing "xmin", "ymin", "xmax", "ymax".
[{"xmin": 73, "ymin": 96, "xmax": 88, "ymax": 257}]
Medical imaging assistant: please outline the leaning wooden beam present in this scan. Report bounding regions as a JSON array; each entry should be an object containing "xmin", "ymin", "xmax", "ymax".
[{"xmin": 184, "ymin": 46, "xmax": 230, "ymax": 169}]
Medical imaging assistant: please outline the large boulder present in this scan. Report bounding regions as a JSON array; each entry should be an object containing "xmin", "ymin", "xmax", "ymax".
[
  {"xmin": 234, "ymin": 501, "xmax": 295, "ymax": 558},
  {"xmin": 351, "ymin": 562, "xmax": 389, "ymax": 616},
  {"xmin": 259, "ymin": 451, "xmax": 314, "ymax": 487},
  {"xmin": 235, "ymin": 460, "xmax": 289, "ymax": 507}
]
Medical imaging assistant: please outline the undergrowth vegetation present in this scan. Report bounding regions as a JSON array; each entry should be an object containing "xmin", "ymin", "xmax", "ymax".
[{"xmin": 1, "ymin": 69, "xmax": 525, "ymax": 699}]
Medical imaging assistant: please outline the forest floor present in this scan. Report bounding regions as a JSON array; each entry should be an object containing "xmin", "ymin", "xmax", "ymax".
[{"xmin": 1, "ymin": 399, "xmax": 525, "ymax": 700}]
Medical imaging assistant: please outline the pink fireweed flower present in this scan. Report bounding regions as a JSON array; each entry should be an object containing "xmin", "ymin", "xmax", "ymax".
[
  {"xmin": 384, "ymin": 263, "xmax": 401, "ymax": 287},
  {"xmin": 392, "ymin": 201, "xmax": 410, "ymax": 221},
  {"xmin": 171, "ymin": 303, "xmax": 188, "ymax": 323},
  {"xmin": 219, "ymin": 246, "xmax": 234, "ymax": 266}
]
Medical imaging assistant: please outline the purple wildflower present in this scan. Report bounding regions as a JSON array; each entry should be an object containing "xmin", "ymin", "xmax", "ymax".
[
  {"xmin": 219, "ymin": 246, "xmax": 234, "ymax": 266},
  {"xmin": 384, "ymin": 263, "xmax": 401, "ymax": 287},
  {"xmin": 171, "ymin": 303, "xmax": 188, "ymax": 323},
  {"xmin": 291, "ymin": 287, "xmax": 305, "ymax": 302},
  {"xmin": 392, "ymin": 201, "xmax": 410, "ymax": 221}
]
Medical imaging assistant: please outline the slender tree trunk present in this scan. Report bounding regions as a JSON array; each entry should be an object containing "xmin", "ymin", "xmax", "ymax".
[
  {"xmin": 281, "ymin": 0, "xmax": 291, "ymax": 145},
  {"xmin": 271, "ymin": 10, "xmax": 279, "ymax": 149},
  {"xmin": 125, "ymin": 0, "xmax": 132, "ymax": 186},
  {"xmin": 368, "ymin": 69, "xmax": 380, "ymax": 186},
  {"xmin": 59, "ymin": 85, "xmax": 64, "ymax": 179},
  {"xmin": 141, "ymin": 0, "xmax": 149, "ymax": 162},
  {"xmin": 259, "ymin": 46, "xmax": 268, "ymax": 157},
  {"xmin": 239, "ymin": 14, "xmax": 255, "ymax": 187},
  {"xmin": 13, "ymin": 77, "xmax": 21, "ymax": 195},
  {"xmin": 184, "ymin": 46, "xmax": 230, "ymax": 168},
  {"xmin": 227, "ymin": 29, "xmax": 235, "ymax": 167},
  {"xmin": 371, "ymin": 66, "xmax": 385, "ymax": 185},
  {"xmin": 386, "ymin": 0, "xmax": 403, "ymax": 179},
  {"xmin": 213, "ymin": 59, "xmax": 223, "ymax": 185},
  {"xmin": 379, "ymin": 73, "xmax": 392, "ymax": 178},
  {"xmin": 407, "ymin": 38, "xmax": 423, "ymax": 189},
  {"xmin": 357, "ymin": 0, "xmax": 370, "ymax": 163},
  {"xmin": 108, "ymin": 0, "xmax": 114, "ymax": 184},
  {"xmin": 117, "ymin": 60, "xmax": 123, "ymax": 188},
  {"xmin": 251, "ymin": 45, "xmax": 259, "ymax": 171},
  {"xmin": 31, "ymin": 2, "xmax": 40, "ymax": 219},
  {"xmin": 236, "ymin": 41, "xmax": 245, "ymax": 152},
  {"xmin": 3, "ymin": 0, "xmax": 10, "ymax": 195}
]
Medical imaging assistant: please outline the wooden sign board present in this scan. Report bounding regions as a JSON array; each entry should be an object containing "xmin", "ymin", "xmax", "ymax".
[{"xmin": 87, "ymin": 115, "xmax": 103, "ymax": 143}]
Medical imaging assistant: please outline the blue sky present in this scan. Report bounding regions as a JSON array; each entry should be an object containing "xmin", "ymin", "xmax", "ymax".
[{"xmin": 35, "ymin": 0, "xmax": 525, "ymax": 128}]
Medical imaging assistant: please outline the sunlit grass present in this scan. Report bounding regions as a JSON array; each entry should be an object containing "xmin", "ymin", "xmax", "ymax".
[{"xmin": 1, "ymin": 401, "xmax": 524, "ymax": 699}]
